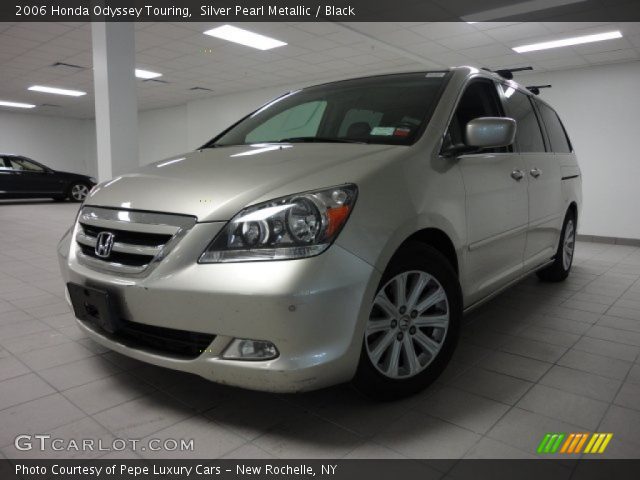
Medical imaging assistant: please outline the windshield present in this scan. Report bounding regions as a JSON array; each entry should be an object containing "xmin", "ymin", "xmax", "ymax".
[{"xmin": 207, "ymin": 72, "xmax": 449, "ymax": 147}]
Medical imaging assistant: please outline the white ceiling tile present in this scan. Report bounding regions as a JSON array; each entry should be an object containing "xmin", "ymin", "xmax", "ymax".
[
  {"xmin": 437, "ymin": 32, "xmax": 496, "ymax": 50},
  {"xmin": 572, "ymin": 37, "xmax": 631, "ymax": 54},
  {"xmin": 534, "ymin": 56, "xmax": 588, "ymax": 69},
  {"xmin": 485, "ymin": 23, "xmax": 551, "ymax": 43},
  {"xmin": 375, "ymin": 29, "xmax": 429, "ymax": 46},
  {"xmin": 403, "ymin": 41, "xmax": 450, "ymax": 56},
  {"xmin": 410, "ymin": 23, "xmax": 477, "ymax": 40},
  {"xmin": 460, "ymin": 44, "xmax": 513, "ymax": 59},
  {"xmin": 583, "ymin": 48, "xmax": 639, "ymax": 64}
]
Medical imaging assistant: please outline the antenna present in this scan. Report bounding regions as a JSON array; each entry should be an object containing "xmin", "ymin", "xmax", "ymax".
[{"xmin": 526, "ymin": 85, "xmax": 552, "ymax": 95}]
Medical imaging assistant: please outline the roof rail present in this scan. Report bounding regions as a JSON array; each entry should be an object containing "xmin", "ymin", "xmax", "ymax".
[
  {"xmin": 493, "ymin": 66, "xmax": 533, "ymax": 80},
  {"xmin": 526, "ymin": 85, "xmax": 552, "ymax": 95}
]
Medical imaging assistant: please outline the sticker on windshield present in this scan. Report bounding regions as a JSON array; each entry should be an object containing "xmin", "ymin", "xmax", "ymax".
[
  {"xmin": 370, "ymin": 127, "xmax": 395, "ymax": 136},
  {"xmin": 393, "ymin": 127, "xmax": 412, "ymax": 137}
]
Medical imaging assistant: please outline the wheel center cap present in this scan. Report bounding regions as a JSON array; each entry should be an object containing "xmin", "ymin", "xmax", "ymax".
[{"xmin": 398, "ymin": 316, "xmax": 410, "ymax": 331}]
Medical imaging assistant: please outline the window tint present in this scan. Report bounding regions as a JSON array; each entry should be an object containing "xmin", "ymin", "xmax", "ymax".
[
  {"xmin": 500, "ymin": 86, "xmax": 546, "ymax": 153},
  {"xmin": 537, "ymin": 102, "xmax": 572, "ymax": 153},
  {"xmin": 246, "ymin": 101, "xmax": 326, "ymax": 143},
  {"xmin": 7, "ymin": 158, "xmax": 44, "ymax": 172},
  {"xmin": 448, "ymin": 80, "xmax": 508, "ymax": 153}
]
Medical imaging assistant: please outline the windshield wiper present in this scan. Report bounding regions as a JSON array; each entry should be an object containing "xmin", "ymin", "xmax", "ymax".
[{"xmin": 278, "ymin": 136, "xmax": 367, "ymax": 144}]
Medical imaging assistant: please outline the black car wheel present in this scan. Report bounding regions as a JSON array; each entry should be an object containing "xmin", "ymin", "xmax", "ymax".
[
  {"xmin": 68, "ymin": 182, "xmax": 90, "ymax": 202},
  {"xmin": 352, "ymin": 242, "xmax": 462, "ymax": 400}
]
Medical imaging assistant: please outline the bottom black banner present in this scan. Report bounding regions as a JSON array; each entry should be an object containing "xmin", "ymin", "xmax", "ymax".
[{"xmin": 3, "ymin": 459, "xmax": 640, "ymax": 480}]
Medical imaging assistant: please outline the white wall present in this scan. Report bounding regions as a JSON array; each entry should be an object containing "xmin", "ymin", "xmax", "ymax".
[
  {"xmin": 138, "ymin": 104, "xmax": 188, "ymax": 165},
  {"xmin": 136, "ymin": 85, "xmax": 299, "ymax": 165},
  {"xmin": 523, "ymin": 61, "xmax": 640, "ymax": 240},
  {"xmin": 0, "ymin": 110, "xmax": 95, "ymax": 176}
]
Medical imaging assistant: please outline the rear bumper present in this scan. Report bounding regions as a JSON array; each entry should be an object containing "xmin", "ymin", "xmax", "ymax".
[{"xmin": 58, "ymin": 228, "xmax": 379, "ymax": 392}]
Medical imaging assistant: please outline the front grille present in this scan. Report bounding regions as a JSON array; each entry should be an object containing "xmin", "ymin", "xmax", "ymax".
[
  {"xmin": 75, "ymin": 206, "xmax": 196, "ymax": 275},
  {"xmin": 81, "ymin": 317, "xmax": 215, "ymax": 359},
  {"xmin": 78, "ymin": 245, "xmax": 151, "ymax": 267}
]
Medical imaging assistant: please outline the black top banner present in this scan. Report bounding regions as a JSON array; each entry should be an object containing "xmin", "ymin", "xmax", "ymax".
[{"xmin": 3, "ymin": 0, "xmax": 640, "ymax": 22}]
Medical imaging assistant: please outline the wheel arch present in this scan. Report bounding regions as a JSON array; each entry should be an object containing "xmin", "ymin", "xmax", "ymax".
[{"xmin": 391, "ymin": 228, "xmax": 459, "ymax": 277}]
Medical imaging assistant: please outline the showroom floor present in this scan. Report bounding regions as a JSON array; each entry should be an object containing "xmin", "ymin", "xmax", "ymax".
[{"xmin": 1, "ymin": 201, "xmax": 639, "ymax": 464}]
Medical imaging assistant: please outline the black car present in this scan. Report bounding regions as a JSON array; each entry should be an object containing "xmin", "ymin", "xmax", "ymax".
[{"xmin": 0, "ymin": 154, "xmax": 96, "ymax": 202}]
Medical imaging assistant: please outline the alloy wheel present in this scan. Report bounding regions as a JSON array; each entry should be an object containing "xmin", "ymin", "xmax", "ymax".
[
  {"xmin": 562, "ymin": 219, "xmax": 575, "ymax": 270},
  {"xmin": 365, "ymin": 270, "xmax": 450, "ymax": 379},
  {"xmin": 71, "ymin": 184, "xmax": 89, "ymax": 201}
]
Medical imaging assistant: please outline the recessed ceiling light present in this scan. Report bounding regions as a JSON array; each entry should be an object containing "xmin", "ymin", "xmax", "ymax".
[
  {"xmin": 135, "ymin": 69, "xmax": 162, "ymax": 79},
  {"xmin": 203, "ymin": 25, "xmax": 286, "ymax": 51},
  {"xmin": 513, "ymin": 30, "xmax": 623, "ymax": 53},
  {"xmin": 0, "ymin": 100, "xmax": 36, "ymax": 109},
  {"xmin": 28, "ymin": 85, "xmax": 86, "ymax": 97}
]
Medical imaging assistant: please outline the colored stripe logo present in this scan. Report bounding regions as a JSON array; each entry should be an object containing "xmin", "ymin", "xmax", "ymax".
[{"xmin": 537, "ymin": 433, "xmax": 613, "ymax": 454}]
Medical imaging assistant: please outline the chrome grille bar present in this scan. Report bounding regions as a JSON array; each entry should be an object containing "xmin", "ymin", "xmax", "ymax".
[{"xmin": 74, "ymin": 206, "xmax": 196, "ymax": 276}]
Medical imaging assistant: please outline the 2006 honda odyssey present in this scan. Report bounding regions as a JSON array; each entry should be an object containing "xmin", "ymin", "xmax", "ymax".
[{"xmin": 58, "ymin": 66, "xmax": 581, "ymax": 399}]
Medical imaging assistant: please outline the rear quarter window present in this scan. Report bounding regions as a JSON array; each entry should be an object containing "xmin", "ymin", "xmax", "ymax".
[{"xmin": 536, "ymin": 101, "xmax": 572, "ymax": 153}]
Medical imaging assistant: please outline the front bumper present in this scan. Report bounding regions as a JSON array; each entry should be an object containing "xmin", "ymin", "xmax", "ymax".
[{"xmin": 58, "ymin": 226, "xmax": 379, "ymax": 393}]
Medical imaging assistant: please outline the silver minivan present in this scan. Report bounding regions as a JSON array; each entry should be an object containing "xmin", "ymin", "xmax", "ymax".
[{"xmin": 58, "ymin": 66, "xmax": 582, "ymax": 399}]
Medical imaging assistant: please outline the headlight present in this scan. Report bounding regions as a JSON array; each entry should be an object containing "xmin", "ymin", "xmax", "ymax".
[
  {"xmin": 89, "ymin": 177, "xmax": 97, "ymax": 184},
  {"xmin": 199, "ymin": 184, "xmax": 357, "ymax": 263}
]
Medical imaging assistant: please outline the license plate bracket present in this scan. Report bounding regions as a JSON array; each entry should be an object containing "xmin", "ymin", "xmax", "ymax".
[{"xmin": 67, "ymin": 283, "xmax": 120, "ymax": 334}]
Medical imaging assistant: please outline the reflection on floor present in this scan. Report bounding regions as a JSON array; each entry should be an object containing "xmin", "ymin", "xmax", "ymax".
[{"xmin": 0, "ymin": 201, "xmax": 639, "ymax": 463}]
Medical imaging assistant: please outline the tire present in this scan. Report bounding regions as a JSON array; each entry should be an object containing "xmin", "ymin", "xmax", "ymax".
[
  {"xmin": 352, "ymin": 242, "xmax": 462, "ymax": 400},
  {"xmin": 536, "ymin": 210, "xmax": 576, "ymax": 282},
  {"xmin": 68, "ymin": 182, "xmax": 90, "ymax": 202}
]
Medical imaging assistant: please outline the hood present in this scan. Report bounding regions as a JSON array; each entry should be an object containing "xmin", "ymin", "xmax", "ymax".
[
  {"xmin": 55, "ymin": 170, "xmax": 94, "ymax": 180},
  {"xmin": 85, "ymin": 143, "xmax": 401, "ymax": 222}
]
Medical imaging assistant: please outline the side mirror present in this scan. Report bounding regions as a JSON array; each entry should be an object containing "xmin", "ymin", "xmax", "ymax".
[{"xmin": 465, "ymin": 117, "xmax": 516, "ymax": 149}]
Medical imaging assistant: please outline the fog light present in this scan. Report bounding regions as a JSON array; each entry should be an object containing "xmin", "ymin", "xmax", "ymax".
[{"xmin": 222, "ymin": 338, "xmax": 278, "ymax": 360}]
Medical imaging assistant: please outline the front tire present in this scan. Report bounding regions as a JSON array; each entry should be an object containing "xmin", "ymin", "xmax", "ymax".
[
  {"xmin": 68, "ymin": 182, "xmax": 90, "ymax": 202},
  {"xmin": 536, "ymin": 210, "xmax": 576, "ymax": 282},
  {"xmin": 352, "ymin": 243, "xmax": 462, "ymax": 400}
]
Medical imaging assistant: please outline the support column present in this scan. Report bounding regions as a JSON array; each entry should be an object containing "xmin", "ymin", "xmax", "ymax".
[{"xmin": 91, "ymin": 22, "xmax": 138, "ymax": 181}]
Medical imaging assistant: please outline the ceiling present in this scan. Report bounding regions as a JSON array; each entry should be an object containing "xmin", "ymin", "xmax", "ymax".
[{"xmin": 1, "ymin": 21, "xmax": 639, "ymax": 118}]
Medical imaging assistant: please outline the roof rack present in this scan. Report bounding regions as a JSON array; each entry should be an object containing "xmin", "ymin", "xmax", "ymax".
[
  {"xmin": 526, "ymin": 85, "xmax": 552, "ymax": 95},
  {"xmin": 493, "ymin": 66, "xmax": 533, "ymax": 80}
]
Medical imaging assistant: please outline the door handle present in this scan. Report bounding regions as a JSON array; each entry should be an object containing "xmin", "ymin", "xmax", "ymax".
[
  {"xmin": 511, "ymin": 169, "xmax": 524, "ymax": 181},
  {"xmin": 530, "ymin": 167, "xmax": 542, "ymax": 178}
]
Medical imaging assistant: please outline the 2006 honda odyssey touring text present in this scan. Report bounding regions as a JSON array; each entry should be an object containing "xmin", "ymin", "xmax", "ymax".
[{"xmin": 58, "ymin": 66, "xmax": 582, "ymax": 399}]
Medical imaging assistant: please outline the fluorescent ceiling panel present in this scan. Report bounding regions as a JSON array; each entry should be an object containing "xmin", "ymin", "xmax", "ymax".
[
  {"xmin": 513, "ymin": 30, "xmax": 623, "ymax": 53},
  {"xmin": 0, "ymin": 100, "xmax": 36, "ymax": 108},
  {"xmin": 135, "ymin": 69, "xmax": 162, "ymax": 79},
  {"xmin": 204, "ymin": 25, "xmax": 287, "ymax": 50},
  {"xmin": 28, "ymin": 85, "xmax": 86, "ymax": 96}
]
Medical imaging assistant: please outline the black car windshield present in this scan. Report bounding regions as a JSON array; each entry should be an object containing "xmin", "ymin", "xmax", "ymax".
[{"xmin": 207, "ymin": 72, "xmax": 449, "ymax": 147}]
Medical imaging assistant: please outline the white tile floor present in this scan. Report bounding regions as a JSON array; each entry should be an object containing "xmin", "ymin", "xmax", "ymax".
[{"xmin": 1, "ymin": 200, "xmax": 640, "ymax": 460}]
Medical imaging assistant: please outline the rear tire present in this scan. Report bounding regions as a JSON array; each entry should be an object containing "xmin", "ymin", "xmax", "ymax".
[
  {"xmin": 352, "ymin": 242, "xmax": 462, "ymax": 401},
  {"xmin": 536, "ymin": 210, "xmax": 576, "ymax": 282}
]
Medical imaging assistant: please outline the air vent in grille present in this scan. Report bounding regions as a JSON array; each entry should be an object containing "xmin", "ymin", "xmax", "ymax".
[
  {"xmin": 75, "ymin": 206, "xmax": 196, "ymax": 275},
  {"xmin": 80, "ymin": 316, "xmax": 215, "ymax": 359}
]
